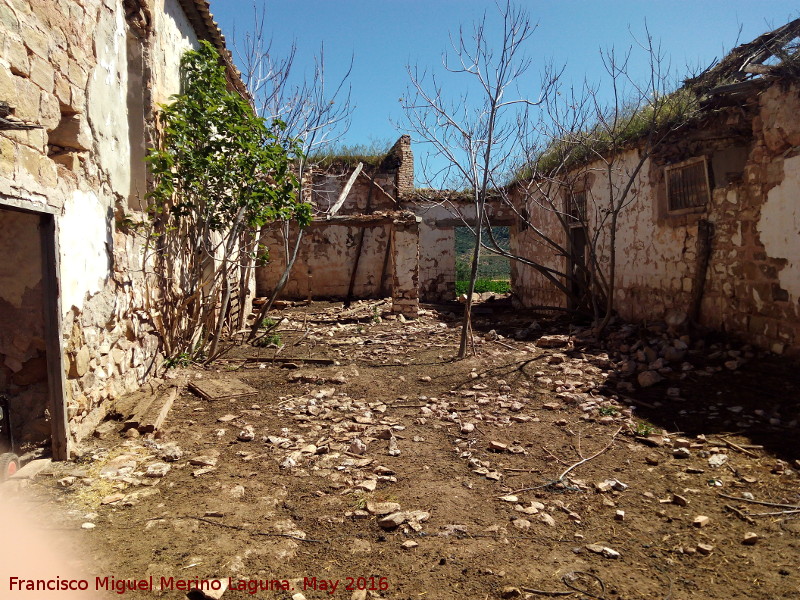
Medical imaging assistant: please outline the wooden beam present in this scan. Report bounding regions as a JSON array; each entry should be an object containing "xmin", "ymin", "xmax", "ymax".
[
  {"xmin": 327, "ymin": 162, "xmax": 363, "ymax": 218},
  {"xmin": 40, "ymin": 214, "xmax": 70, "ymax": 460}
]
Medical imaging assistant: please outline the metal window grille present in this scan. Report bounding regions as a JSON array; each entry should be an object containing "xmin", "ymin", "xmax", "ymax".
[
  {"xmin": 568, "ymin": 191, "xmax": 586, "ymax": 222},
  {"xmin": 666, "ymin": 157, "xmax": 710, "ymax": 211}
]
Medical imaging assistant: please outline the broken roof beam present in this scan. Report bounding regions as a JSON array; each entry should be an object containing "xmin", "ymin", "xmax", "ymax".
[
  {"xmin": 686, "ymin": 18, "xmax": 800, "ymax": 90},
  {"xmin": 327, "ymin": 162, "xmax": 363, "ymax": 218}
]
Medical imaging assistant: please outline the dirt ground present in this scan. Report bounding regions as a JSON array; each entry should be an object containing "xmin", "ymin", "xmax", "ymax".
[{"xmin": 5, "ymin": 299, "xmax": 800, "ymax": 600}]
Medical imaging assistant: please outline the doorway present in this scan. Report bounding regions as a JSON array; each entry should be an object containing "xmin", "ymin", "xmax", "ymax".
[
  {"xmin": 0, "ymin": 203, "xmax": 69, "ymax": 459},
  {"xmin": 454, "ymin": 226, "xmax": 512, "ymax": 297},
  {"xmin": 567, "ymin": 225, "xmax": 589, "ymax": 312}
]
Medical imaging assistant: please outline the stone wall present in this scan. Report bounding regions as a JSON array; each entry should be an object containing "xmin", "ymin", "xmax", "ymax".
[
  {"xmin": 511, "ymin": 81, "xmax": 800, "ymax": 354},
  {"xmin": 258, "ymin": 221, "xmax": 393, "ymax": 300},
  {"xmin": 0, "ymin": 0, "xmax": 211, "ymax": 450},
  {"xmin": 256, "ymin": 138, "xmax": 409, "ymax": 303}
]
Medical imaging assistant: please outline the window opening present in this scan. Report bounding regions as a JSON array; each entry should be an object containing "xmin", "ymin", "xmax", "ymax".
[{"xmin": 666, "ymin": 157, "xmax": 710, "ymax": 212}]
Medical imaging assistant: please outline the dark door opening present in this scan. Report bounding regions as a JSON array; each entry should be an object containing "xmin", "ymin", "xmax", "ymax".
[
  {"xmin": 568, "ymin": 225, "xmax": 589, "ymax": 312},
  {"xmin": 0, "ymin": 204, "xmax": 69, "ymax": 460}
]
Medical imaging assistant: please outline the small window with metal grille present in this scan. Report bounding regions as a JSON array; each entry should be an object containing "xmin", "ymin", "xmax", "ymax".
[
  {"xmin": 666, "ymin": 157, "xmax": 710, "ymax": 212},
  {"xmin": 567, "ymin": 190, "xmax": 586, "ymax": 223}
]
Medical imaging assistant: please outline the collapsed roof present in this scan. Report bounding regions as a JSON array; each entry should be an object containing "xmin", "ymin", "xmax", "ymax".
[{"xmin": 687, "ymin": 18, "xmax": 800, "ymax": 99}]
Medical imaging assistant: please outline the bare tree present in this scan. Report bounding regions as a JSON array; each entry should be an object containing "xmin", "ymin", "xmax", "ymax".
[
  {"xmin": 404, "ymin": 5, "xmax": 701, "ymax": 353},
  {"xmin": 402, "ymin": 1, "xmax": 556, "ymax": 358},
  {"xmin": 233, "ymin": 4, "xmax": 354, "ymax": 342}
]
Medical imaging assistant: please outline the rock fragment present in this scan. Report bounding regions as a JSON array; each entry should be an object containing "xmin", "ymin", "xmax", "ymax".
[
  {"xmin": 585, "ymin": 544, "xmax": 620, "ymax": 559},
  {"xmin": 693, "ymin": 515, "xmax": 710, "ymax": 528},
  {"xmin": 742, "ymin": 532, "xmax": 759, "ymax": 545}
]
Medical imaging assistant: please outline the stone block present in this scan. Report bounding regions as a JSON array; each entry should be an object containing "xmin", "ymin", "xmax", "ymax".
[
  {"xmin": 68, "ymin": 345, "xmax": 91, "ymax": 378},
  {"xmin": 0, "ymin": 3, "xmax": 20, "ymax": 33},
  {"xmin": 48, "ymin": 113, "xmax": 92, "ymax": 151},
  {"xmin": 67, "ymin": 57, "xmax": 87, "ymax": 88},
  {"xmin": 51, "ymin": 151, "xmax": 80, "ymax": 171},
  {"xmin": 39, "ymin": 156, "xmax": 57, "ymax": 187},
  {"xmin": 28, "ymin": 54, "xmax": 54, "ymax": 93},
  {"xmin": 0, "ymin": 137, "xmax": 15, "ymax": 177},
  {"xmin": 53, "ymin": 71, "xmax": 71, "ymax": 108},
  {"xmin": 14, "ymin": 77, "xmax": 41, "ymax": 122},
  {"xmin": 0, "ymin": 65, "xmax": 18, "ymax": 107},
  {"xmin": 6, "ymin": 36, "xmax": 29, "ymax": 76},
  {"xmin": 39, "ymin": 90, "xmax": 61, "ymax": 131},
  {"xmin": 21, "ymin": 24, "xmax": 50, "ymax": 59},
  {"xmin": 17, "ymin": 144, "xmax": 41, "ymax": 177}
]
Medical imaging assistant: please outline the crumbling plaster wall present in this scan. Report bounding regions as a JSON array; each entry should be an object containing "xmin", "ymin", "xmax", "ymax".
[
  {"xmin": 151, "ymin": 0, "xmax": 199, "ymax": 105},
  {"xmin": 512, "ymin": 83, "xmax": 800, "ymax": 353},
  {"xmin": 258, "ymin": 222, "xmax": 393, "ymax": 300},
  {"xmin": 417, "ymin": 222, "xmax": 454, "ymax": 302},
  {"xmin": 0, "ymin": 0, "xmax": 201, "ymax": 447}
]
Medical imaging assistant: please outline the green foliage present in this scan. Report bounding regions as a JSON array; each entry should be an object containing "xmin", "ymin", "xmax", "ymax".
[
  {"xmin": 598, "ymin": 406, "xmax": 618, "ymax": 416},
  {"xmin": 454, "ymin": 227, "xmax": 511, "ymax": 295},
  {"xmin": 164, "ymin": 352, "xmax": 192, "ymax": 369},
  {"xmin": 142, "ymin": 41, "xmax": 313, "ymax": 360},
  {"xmin": 146, "ymin": 41, "xmax": 312, "ymax": 231},
  {"xmin": 259, "ymin": 317, "xmax": 277, "ymax": 330},
  {"xmin": 633, "ymin": 421, "xmax": 655, "ymax": 437},
  {"xmin": 455, "ymin": 278, "xmax": 511, "ymax": 295},
  {"xmin": 308, "ymin": 139, "xmax": 393, "ymax": 169},
  {"xmin": 252, "ymin": 333, "xmax": 282, "ymax": 347}
]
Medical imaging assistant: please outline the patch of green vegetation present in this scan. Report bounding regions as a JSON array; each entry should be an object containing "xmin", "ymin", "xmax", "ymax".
[
  {"xmin": 252, "ymin": 333, "xmax": 282, "ymax": 347},
  {"xmin": 164, "ymin": 352, "xmax": 192, "ymax": 369},
  {"xmin": 598, "ymin": 406, "xmax": 618, "ymax": 416},
  {"xmin": 633, "ymin": 421, "xmax": 655, "ymax": 437},
  {"xmin": 455, "ymin": 278, "xmax": 511, "ymax": 295},
  {"xmin": 259, "ymin": 317, "xmax": 277, "ymax": 330},
  {"xmin": 309, "ymin": 140, "xmax": 393, "ymax": 169},
  {"xmin": 454, "ymin": 226, "xmax": 511, "ymax": 296}
]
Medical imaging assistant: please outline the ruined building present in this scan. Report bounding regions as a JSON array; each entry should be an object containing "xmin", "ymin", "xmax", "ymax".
[
  {"xmin": 256, "ymin": 135, "xmax": 516, "ymax": 311},
  {"xmin": 0, "ymin": 0, "xmax": 244, "ymax": 457},
  {"xmin": 511, "ymin": 19, "xmax": 800, "ymax": 355}
]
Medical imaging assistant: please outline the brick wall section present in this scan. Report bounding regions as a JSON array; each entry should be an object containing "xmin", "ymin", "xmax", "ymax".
[
  {"xmin": 389, "ymin": 134, "xmax": 414, "ymax": 198},
  {"xmin": 391, "ymin": 213, "xmax": 421, "ymax": 317}
]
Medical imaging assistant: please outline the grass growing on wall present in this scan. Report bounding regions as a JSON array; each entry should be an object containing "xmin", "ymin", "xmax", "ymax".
[
  {"xmin": 454, "ymin": 226, "xmax": 511, "ymax": 296},
  {"xmin": 309, "ymin": 140, "xmax": 393, "ymax": 169}
]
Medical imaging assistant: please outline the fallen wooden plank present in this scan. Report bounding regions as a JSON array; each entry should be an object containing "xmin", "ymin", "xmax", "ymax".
[
  {"xmin": 124, "ymin": 393, "xmax": 159, "ymax": 430},
  {"xmin": 189, "ymin": 378, "xmax": 259, "ymax": 401},
  {"xmin": 9, "ymin": 458, "xmax": 52, "ymax": 480},
  {"xmin": 327, "ymin": 162, "xmax": 363, "ymax": 218},
  {"xmin": 138, "ymin": 385, "xmax": 180, "ymax": 433}
]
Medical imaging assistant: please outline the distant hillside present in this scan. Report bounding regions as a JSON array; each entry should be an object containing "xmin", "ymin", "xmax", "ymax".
[
  {"xmin": 455, "ymin": 226, "xmax": 511, "ymax": 288},
  {"xmin": 455, "ymin": 226, "xmax": 510, "ymax": 257}
]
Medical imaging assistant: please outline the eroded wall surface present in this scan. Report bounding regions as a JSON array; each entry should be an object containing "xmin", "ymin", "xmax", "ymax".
[
  {"xmin": 0, "ymin": 0, "xmax": 200, "ymax": 446},
  {"xmin": 512, "ymin": 83, "xmax": 800, "ymax": 353},
  {"xmin": 258, "ymin": 222, "xmax": 392, "ymax": 300}
]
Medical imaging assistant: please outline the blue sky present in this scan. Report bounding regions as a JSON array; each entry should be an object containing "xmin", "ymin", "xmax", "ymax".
[{"xmin": 211, "ymin": 1, "xmax": 799, "ymax": 183}]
